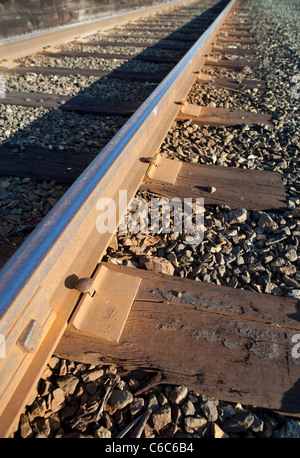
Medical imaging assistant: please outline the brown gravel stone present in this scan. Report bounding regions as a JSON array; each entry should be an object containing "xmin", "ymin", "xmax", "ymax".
[
  {"xmin": 81, "ymin": 369, "xmax": 104, "ymax": 384},
  {"xmin": 56, "ymin": 374, "xmax": 79, "ymax": 395},
  {"xmin": 50, "ymin": 388, "xmax": 65, "ymax": 413},
  {"xmin": 184, "ymin": 415, "xmax": 207, "ymax": 433},
  {"xmin": 152, "ymin": 404, "xmax": 172, "ymax": 431},
  {"xmin": 211, "ymin": 422, "xmax": 229, "ymax": 438},
  {"xmin": 33, "ymin": 417, "xmax": 51, "ymax": 437},
  {"xmin": 139, "ymin": 255, "xmax": 175, "ymax": 275},
  {"xmin": 95, "ymin": 426, "xmax": 112, "ymax": 438},
  {"xmin": 106, "ymin": 389, "xmax": 133, "ymax": 414},
  {"xmin": 19, "ymin": 414, "xmax": 33, "ymax": 438},
  {"xmin": 29, "ymin": 397, "xmax": 48, "ymax": 418},
  {"xmin": 168, "ymin": 385, "xmax": 188, "ymax": 405}
]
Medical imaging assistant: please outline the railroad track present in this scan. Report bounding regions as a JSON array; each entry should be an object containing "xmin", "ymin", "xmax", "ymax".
[{"xmin": 0, "ymin": 0, "xmax": 299, "ymax": 438}]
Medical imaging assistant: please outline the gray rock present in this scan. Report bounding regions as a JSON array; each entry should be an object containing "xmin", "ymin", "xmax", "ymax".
[
  {"xmin": 265, "ymin": 281, "xmax": 282, "ymax": 295},
  {"xmin": 38, "ymin": 379, "xmax": 53, "ymax": 397},
  {"xmin": 272, "ymin": 419, "xmax": 300, "ymax": 438},
  {"xmin": 282, "ymin": 275, "xmax": 300, "ymax": 288},
  {"xmin": 128, "ymin": 377, "xmax": 140, "ymax": 390},
  {"xmin": 184, "ymin": 415, "xmax": 207, "ymax": 433},
  {"xmin": 58, "ymin": 359, "xmax": 67, "ymax": 376},
  {"xmin": 107, "ymin": 389, "xmax": 133, "ymax": 411},
  {"xmin": 158, "ymin": 392, "xmax": 168, "ymax": 406},
  {"xmin": 48, "ymin": 356, "xmax": 60, "ymax": 370},
  {"xmin": 30, "ymin": 397, "xmax": 48, "ymax": 418},
  {"xmin": 148, "ymin": 394, "xmax": 160, "ymax": 413},
  {"xmin": 152, "ymin": 404, "xmax": 172, "ymax": 431},
  {"xmin": 181, "ymin": 399, "xmax": 195, "ymax": 417},
  {"xmin": 161, "ymin": 424, "xmax": 178, "ymax": 438},
  {"xmin": 211, "ymin": 422, "xmax": 229, "ymax": 438},
  {"xmin": 287, "ymin": 289, "xmax": 300, "ymax": 299},
  {"xmin": 284, "ymin": 248, "xmax": 298, "ymax": 262},
  {"xmin": 95, "ymin": 426, "xmax": 112, "ymax": 438},
  {"xmin": 208, "ymin": 186, "xmax": 216, "ymax": 193},
  {"xmin": 222, "ymin": 411, "xmax": 255, "ymax": 433},
  {"xmin": 201, "ymin": 399, "xmax": 219, "ymax": 422},
  {"xmin": 19, "ymin": 414, "xmax": 33, "ymax": 438},
  {"xmin": 227, "ymin": 208, "xmax": 248, "ymax": 225},
  {"xmin": 292, "ymin": 208, "xmax": 300, "ymax": 218},
  {"xmin": 251, "ymin": 414, "xmax": 264, "ymax": 432},
  {"xmin": 130, "ymin": 397, "xmax": 145, "ymax": 416},
  {"xmin": 168, "ymin": 385, "xmax": 188, "ymax": 405},
  {"xmin": 51, "ymin": 388, "xmax": 65, "ymax": 413},
  {"xmin": 139, "ymin": 255, "xmax": 175, "ymax": 275},
  {"xmin": 56, "ymin": 374, "xmax": 79, "ymax": 395},
  {"xmin": 171, "ymin": 405, "xmax": 183, "ymax": 424},
  {"xmin": 257, "ymin": 212, "xmax": 278, "ymax": 232},
  {"xmin": 81, "ymin": 369, "xmax": 104, "ymax": 383},
  {"xmin": 221, "ymin": 405, "xmax": 236, "ymax": 419},
  {"xmin": 48, "ymin": 413, "xmax": 61, "ymax": 432},
  {"xmin": 33, "ymin": 417, "xmax": 51, "ymax": 437},
  {"xmin": 60, "ymin": 406, "xmax": 77, "ymax": 421}
]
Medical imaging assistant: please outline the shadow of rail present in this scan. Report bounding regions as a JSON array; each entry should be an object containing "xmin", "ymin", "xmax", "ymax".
[{"xmin": 0, "ymin": 0, "xmax": 228, "ymax": 255}]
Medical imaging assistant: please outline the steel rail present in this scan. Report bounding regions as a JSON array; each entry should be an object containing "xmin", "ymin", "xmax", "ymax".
[
  {"xmin": 0, "ymin": 0, "xmax": 237, "ymax": 436},
  {"xmin": 0, "ymin": 0, "xmax": 201, "ymax": 62}
]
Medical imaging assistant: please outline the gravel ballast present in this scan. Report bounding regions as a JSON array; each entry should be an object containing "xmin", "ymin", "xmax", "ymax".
[
  {"xmin": 0, "ymin": 0, "xmax": 219, "ymax": 250},
  {"xmin": 1, "ymin": 0, "xmax": 299, "ymax": 439}
]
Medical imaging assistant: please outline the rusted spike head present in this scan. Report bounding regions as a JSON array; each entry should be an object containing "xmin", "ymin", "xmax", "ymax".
[
  {"xmin": 74, "ymin": 277, "xmax": 94, "ymax": 294},
  {"xmin": 145, "ymin": 156, "xmax": 159, "ymax": 165}
]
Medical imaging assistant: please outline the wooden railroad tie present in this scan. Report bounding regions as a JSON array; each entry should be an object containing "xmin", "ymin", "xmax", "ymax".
[
  {"xmin": 140, "ymin": 156, "xmax": 287, "ymax": 212},
  {"xmin": 175, "ymin": 102, "xmax": 273, "ymax": 128},
  {"xmin": 0, "ymin": 144, "xmax": 97, "ymax": 185},
  {"xmin": 73, "ymin": 40, "xmax": 191, "ymax": 51},
  {"xmin": 101, "ymin": 31, "xmax": 199, "ymax": 42},
  {"xmin": 223, "ymin": 31, "xmax": 254, "ymax": 39},
  {"xmin": 0, "ymin": 93, "xmax": 269, "ymax": 122},
  {"xmin": 0, "ymin": 71, "xmax": 266, "ymax": 114},
  {"xmin": 221, "ymin": 26, "xmax": 252, "ymax": 32},
  {"xmin": 130, "ymin": 24, "xmax": 212, "ymax": 33},
  {"xmin": 211, "ymin": 45, "xmax": 255, "ymax": 56},
  {"xmin": 56, "ymin": 262, "xmax": 300, "ymax": 416},
  {"xmin": 40, "ymin": 49, "xmax": 180, "ymax": 64},
  {"xmin": 0, "ymin": 91, "xmax": 283, "ymax": 213},
  {"xmin": 0, "ymin": 91, "xmax": 143, "ymax": 115},
  {"xmin": 0, "ymin": 146, "xmax": 287, "ymax": 212},
  {"xmin": 0, "ymin": 65, "xmax": 166, "ymax": 83},
  {"xmin": 216, "ymin": 36, "xmax": 256, "ymax": 45},
  {"xmin": 196, "ymin": 73, "xmax": 266, "ymax": 91},
  {"xmin": 204, "ymin": 56, "xmax": 259, "ymax": 69}
]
